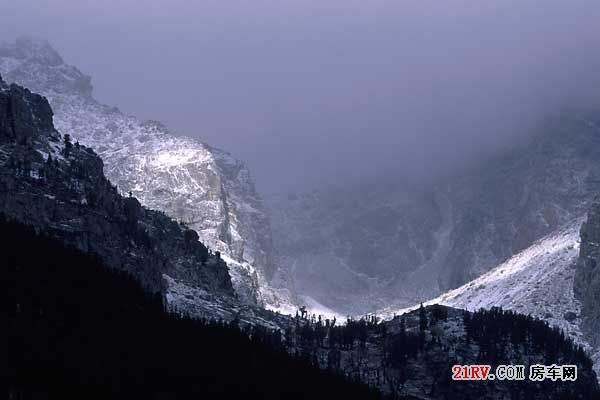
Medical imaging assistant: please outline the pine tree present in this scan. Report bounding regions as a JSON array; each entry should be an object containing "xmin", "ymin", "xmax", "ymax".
[
  {"xmin": 63, "ymin": 134, "xmax": 73, "ymax": 157},
  {"xmin": 418, "ymin": 303, "xmax": 428, "ymax": 333}
]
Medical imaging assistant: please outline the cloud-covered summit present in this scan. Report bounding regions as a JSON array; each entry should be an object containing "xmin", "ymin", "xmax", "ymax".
[{"xmin": 3, "ymin": 1, "xmax": 600, "ymax": 192}]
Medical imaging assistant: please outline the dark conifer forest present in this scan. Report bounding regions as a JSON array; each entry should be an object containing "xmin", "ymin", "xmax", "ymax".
[{"xmin": 0, "ymin": 215, "xmax": 382, "ymax": 400}]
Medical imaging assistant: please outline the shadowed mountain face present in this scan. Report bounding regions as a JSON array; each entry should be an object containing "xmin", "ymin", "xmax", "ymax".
[
  {"xmin": 269, "ymin": 113, "xmax": 600, "ymax": 314},
  {"xmin": 0, "ymin": 36, "xmax": 275, "ymax": 306}
]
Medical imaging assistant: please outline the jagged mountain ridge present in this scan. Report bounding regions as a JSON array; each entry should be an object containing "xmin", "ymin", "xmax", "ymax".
[
  {"xmin": 0, "ymin": 36, "xmax": 276, "ymax": 306},
  {"xmin": 269, "ymin": 112, "xmax": 600, "ymax": 314},
  {"xmin": 0, "ymin": 73, "xmax": 293, "ymax": 329},
  {"xmin": 0, "ymin": 74, "xmax": 233, "ymax": 298}
]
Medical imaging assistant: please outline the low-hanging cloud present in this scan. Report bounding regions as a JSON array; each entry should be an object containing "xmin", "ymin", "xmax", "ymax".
[{"xmin": 2, "ymin": 0, "xmax": 600, "ymax": 192}]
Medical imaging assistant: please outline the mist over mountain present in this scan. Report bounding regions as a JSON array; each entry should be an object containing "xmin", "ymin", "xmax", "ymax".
[
  {"xmin": 5, "ymin": 72, "xmax": 597, "ymax": 398},
  {"xmin": 5, "ymin": 2, "xmax": 600, "ymax": 397},
  {"xmin": 3, "ymin": 1, "xmax": 600, "ymax": 192},
  {"xmin": 269, "ymin": 114, "xmax": 600, "ymax": 315}
]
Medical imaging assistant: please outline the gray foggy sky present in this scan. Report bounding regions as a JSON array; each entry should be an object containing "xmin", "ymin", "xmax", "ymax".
[{"xmin": 2, "ymin": 1, "xmax": 600, "ymax": 193}]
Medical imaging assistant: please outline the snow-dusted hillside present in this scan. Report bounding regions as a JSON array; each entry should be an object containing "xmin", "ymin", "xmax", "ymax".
[
  {"xmin": 0, "ymin": 36, "xmax": 279, "ymax": 306},
  {"xmin": 383, "ymin": 222, "xmax": 580, "ymax": 321},
  {"xmin": 382, "ymin": 220, "xmax": 600, "ymax": 377}
]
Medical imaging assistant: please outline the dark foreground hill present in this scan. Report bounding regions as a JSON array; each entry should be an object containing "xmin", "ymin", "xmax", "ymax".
[
  {"xmin": 0, "ymin": 216, "xmax": 383, "ymax": 400},
  {"xmin": 284, "ymin": 304, "xmax": 600, "ymax": 399}
]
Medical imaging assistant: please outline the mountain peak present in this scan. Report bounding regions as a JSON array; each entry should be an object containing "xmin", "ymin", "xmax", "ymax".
[
  {"xmin": 3, "ymin": 36, "xmax": 64, "ymax": 67},
  {"xmin": 0, "ymin": 37, "xmax": 93, "ymax": 97}
]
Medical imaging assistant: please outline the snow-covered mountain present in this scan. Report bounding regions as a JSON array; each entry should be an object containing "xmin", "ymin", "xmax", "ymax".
[
  {"xmin": 3, "ymin": 73, "xmax": 599, "ymax": 398},
  {"xmin": 0, "ymin": 72, "xmax": 300, "ymax": 332},
  {"xmin": 269, "ymin": 111, "xmax": 600, "ymax": 315},
  {"xmin": 0, "ymin": 36, "xmax": 278, "ymax": 306},
  {"xmin": 6, "ymin": 35, "xmax": 600, "ymax": 332}
]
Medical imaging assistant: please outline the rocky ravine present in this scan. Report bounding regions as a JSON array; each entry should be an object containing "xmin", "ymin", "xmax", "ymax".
[
  {"xmin": 269, "ymin": 111, "xmax": 600, "ymax": 315},
  {"xmin": 0, "ymin": 36, "xmax": 283, "ymax": 307}
]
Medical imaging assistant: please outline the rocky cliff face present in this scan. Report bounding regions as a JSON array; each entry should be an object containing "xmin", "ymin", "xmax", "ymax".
[
  {"xmin": 0, "ymin": 75, "xmax": 234, "ymax": 300},
  {"xmin": 575, "ymin": 197, "xmax": 600, "ymax": 350},
  {"xmin": 0, "ymin": 37, "xmax": 274, "ymax": 305},
  {"xmin": 270, "ymin": 112, "xmax": 600, "ymax": 314}
]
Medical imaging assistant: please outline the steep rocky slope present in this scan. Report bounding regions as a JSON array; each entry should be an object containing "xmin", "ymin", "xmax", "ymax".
[
  {"xmin": 0, "ymin": 73, "xmax": 297, "ymax": 330},
  {"xmin": 0, "ymin": 74, "xmax": 233, "ymax": 300},
  {"xmin": 384, "ymin": 213, "xmax": 600, "ymax": 379},
  {"xmin": 270, "ymin": 112, "xmax": 600, "ymax": 314},
  {"xmin": 389, "ymin": 221, "xmax": 599, "ymax": 364},
  {"xmin": 575, "ymin": 197, "xmax": 600, "ymax": 363},
  {"xmin": 0, "ymin": 36, "xmax": 275, "ymax": 306},
  {"xmin": 390, "ymin": 222, "xmax": 583, "ymax": 334}
]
